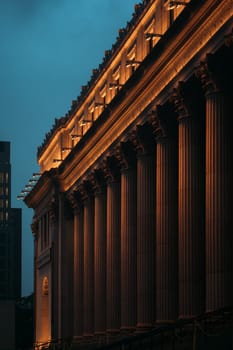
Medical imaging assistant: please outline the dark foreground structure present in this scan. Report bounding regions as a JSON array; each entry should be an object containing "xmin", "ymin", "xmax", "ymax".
[
  {"xmin": 24, "ymin": 0, "xmax": 233, "ymax": 349},
  {"xmin": 0, "ymin": 141, "xmax": 22, "ymax": 350}
]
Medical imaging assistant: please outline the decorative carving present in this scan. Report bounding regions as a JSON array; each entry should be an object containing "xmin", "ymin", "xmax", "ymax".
[
  {"xmin": 68, "ymin": 190, "xmax": 83, "ymax": 212},
  {"xmin": 197, "ymin": 52, "xmax": 232, "ymax": 96},
  {"xmin": 196, "ymin": 59, "xmax": 219, "ymax": 95},
  {"xmin": 130, "ymin": 122, "xmax": 155, "ymax": 155},
  {"xmin": 170, "ymin": 82, "xmax": 191, "ymax": 121},
  {"xmin": 90, "ymin": 169, "xmax": 106, "ymax": 193},
  {"xmin": 78, "ymin": 180, "xmax": 94, "ymax": 201},
  {"xmin": 102, "ymin": 155, "xmax": 121, "ymax": 183},
  {"xmin": 149, "ymin": 107, "xmax": 167, "ymax": 141},
  {"xmin": 115, "ymin": 141, "xmax": 136, "ymax": 171},
  {"xmin": 171, "ymin": 78, "xmax": 204, "ymax": 121}
]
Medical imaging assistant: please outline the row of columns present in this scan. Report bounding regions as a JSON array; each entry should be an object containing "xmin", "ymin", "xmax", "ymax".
[{"xmin": 65, "ymin": 53, "xmax": 233, "ymax": 340}]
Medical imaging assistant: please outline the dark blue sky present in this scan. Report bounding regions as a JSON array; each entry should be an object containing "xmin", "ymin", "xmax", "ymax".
[{"xmin": 0, "ymin": 0, "xmax": 137, "ymax": 296}]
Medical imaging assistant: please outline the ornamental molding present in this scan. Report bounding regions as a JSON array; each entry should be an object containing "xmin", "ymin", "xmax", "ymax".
[{"xmin": 48, "ymin": 0, "xmax": 232, "ymax": 192}]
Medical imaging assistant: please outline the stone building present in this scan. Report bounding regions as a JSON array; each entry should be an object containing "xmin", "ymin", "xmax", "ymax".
[{"xmin": 24, "ymin": 0, "xmax": 233, "ymax": 348}]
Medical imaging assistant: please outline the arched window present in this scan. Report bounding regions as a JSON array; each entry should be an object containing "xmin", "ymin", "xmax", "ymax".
[{"xmin": 42, "ymin": 276, "xmax": 48, "ymax": 296}]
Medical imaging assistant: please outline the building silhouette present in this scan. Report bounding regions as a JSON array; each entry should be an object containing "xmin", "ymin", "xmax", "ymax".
[
  {"xmin": 0, "ymin": 141, "xmax": 22, "ymax": 350},
  {"xmin": 25, "ymin": 0, "xmax": 233, "ymax": 349},
  {"xmin": 0, "ymin": 141, "xmax": 21, "ymax": 300}
]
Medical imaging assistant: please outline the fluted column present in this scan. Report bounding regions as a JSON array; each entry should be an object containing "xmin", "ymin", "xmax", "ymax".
[
  {"xmin": 82, "ymin": 182, "xmax": 94, "ymax": 337},
  {"xmin": 198, "ymin": 57, "xmax": 233, "ymax": 311},
  {"xmin": 70, "ymin": 191, "xmax": 84, "ymax": 340},
  {"xmin": 153, "ymin": 106, "xmax": 178, "ymax": 322},
  {"xmin": 58, "ymin": 194, "xmax": 74, "ymax": 339},
  {"xmin": 48, "ymin": 197, "xmax": 59, "ymax": 340},
  {"xmin": 92, "ymin": 170, "xmax": 107, "ymax": 335},
  {"xmin": 173, "ymin": 81, "xmax": 205, "ymax": 318},
  {"xmin": 117, "ymin": 142, "xmax": 137, "ymax": 331},
  {"xmin": 132, "ymin": 123, "xmax": 156, "ymax": 330},
  {"xmin": 104, "ymin": 156, "xmax": 121, "ymax": 334}
]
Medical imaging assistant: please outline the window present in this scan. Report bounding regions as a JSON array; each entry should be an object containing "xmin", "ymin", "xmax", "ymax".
[{"xmin": 42, "ymin": 276, "xmax": 49, "ymax": 296}]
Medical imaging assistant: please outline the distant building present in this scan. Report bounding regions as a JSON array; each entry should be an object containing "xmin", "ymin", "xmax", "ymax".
[
  {"xmin": 25, "ymin": 0, "xmax": 233, "ymax": 349},
  {"xmin": 0, "ymin": 141, "xmax": 22, "ymax": 350}
]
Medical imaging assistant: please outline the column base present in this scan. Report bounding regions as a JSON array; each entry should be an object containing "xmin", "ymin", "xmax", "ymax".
[
  {"xmin": 136, "ymin": 323, "xmax": 154, "ymax": 333},
  {"xmin": 120, "ymin": 326, "xmax": 136, "ymax": 334},
  {"xmin": 156, "ymin": 319, "xmax": 177, "ymax": 325}
]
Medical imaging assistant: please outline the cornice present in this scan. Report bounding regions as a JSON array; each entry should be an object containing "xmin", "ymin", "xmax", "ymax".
[
  {"xmin": 55, "ymin": 0, "xmax": 232, "ymax": 192},
  {"xmin": 24, "ymin": 168, "xmax": 59, "ymax": 210},
  {"xmin": 37, "ymin": 1, "xmax": 153, "ymax": 159}
]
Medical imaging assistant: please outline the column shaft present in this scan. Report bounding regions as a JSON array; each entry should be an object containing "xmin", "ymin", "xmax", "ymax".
[
  {"xmin": 73, "ymin": 206, "xmax": 84, "ymax": 338},
  {"xmin": 94, "ymin": 188, "xmax": 107, "ymax": 334},
  {"xmin": 178, "ymin": 116, "xmax": 205, "ymax": 317},
  {"xmin": 58, "ymin": 196, "xmax": 74, "ymax": 339},
  {"xmin": 206, "ymin": 91, "xmax": 233, "ymax": 310},
  {"xmin": 106, "ymin": 180, "xmax": 121, "ymax": 333},
  {"xmin": 121, "ymin": 167, "xmax": 137, "ymax": 331},
  {"xmin": 156, "ymin": 137, "xmax": 178, "ymax": 322},
  {"xmin": 137, "ymin": 152, "xmax": 156, "ymax": 329},
  {"xmin": 83, "ymin": 197, "xmax": 94, "ymax": 336}
]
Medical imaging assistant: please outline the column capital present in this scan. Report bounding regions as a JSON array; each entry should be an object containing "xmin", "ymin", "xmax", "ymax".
[
  {"xmin": 149, "ymin": 108, "xmax": 166, "ymax": 141},
  {"xmin": 130, "ymin": 122, "xmax": 155, "ymax": 156},
  {"xmin": 67, "ymin": 190, "xmax": 83, "ymax": 213},
  {"xmin": 170, "ymin": 82, "xmax": 191, "ymax": 121},
  {"xmin": 102, "ymin": 155, "xmax": 121, "ymax": 183},
  {"xmin": 196, "ymin": 53, "xmax": 232, "ymax": 96},
  {"xmin": 90, "ymin": 168, "xmax": 106, "ymax": 193},
  {"xmin": 150, "ymin": 104, "xmax": 177, "ymax": 142},
  {"xmin": 115, "ymin": 141, "xmax": 136, "ymax": 171},
  {"xmin": 78, "ymin": 180, "xmax": 94, "ymax": 201},
  {"xmin": 196, "ymin": 58, "xmax": 219, "ymax": 96},
  {"xmin": 171, "ymin": 79, "xmax": 204, "ymax": 121}
]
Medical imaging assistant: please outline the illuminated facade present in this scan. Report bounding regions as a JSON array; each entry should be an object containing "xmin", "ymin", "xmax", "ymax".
[{"xmin": 25, "ymin": 0, "xmax": 233, "ymax": 348}]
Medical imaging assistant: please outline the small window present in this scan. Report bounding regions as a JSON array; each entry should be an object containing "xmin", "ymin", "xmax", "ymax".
[{"xmin": 42, "ymin": 276, "xmax": 49, "ymax": 296}]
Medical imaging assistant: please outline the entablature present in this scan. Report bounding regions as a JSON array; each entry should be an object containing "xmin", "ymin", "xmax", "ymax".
[
  {"xmin": 38, "ymin": 0, "xmax": 190, "ymax": 173},
  {"xmin": 53, "ymin": 0, "xmax": 233, "ymax": 193}
]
